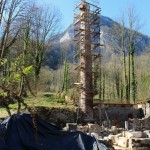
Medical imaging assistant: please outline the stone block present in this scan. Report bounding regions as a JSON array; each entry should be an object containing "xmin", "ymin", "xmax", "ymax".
[
  {"xmin": 144, "ymin": 130, "xmax": 150, "ymax": 138},
  {"xmin": 114, "ymin": 133, "xmax": 122, "ymax": 143},
  {"xmin": 129, "ymin": 138, "xmax": 150, "ymax": 148},
  {"xmin": 144, "ymin": 118, "xmax": 150, "ymax": 130},
  {"xmin": 125, "ymin": 121, "xmax": 129, "ymax": 130},
  {"xmin": 123, "ymin": 131, "xmax": 133, "ymax": 138},
  {"xmin": 77, "ymin": 125, "xmax": 88, "ymax": 133},
  {"xmin": 91, "ymin": 132, "xmax": 101, "ymax": 139},
  {"xmin": 103, "ymin": 136, "xmax": 109, "ymax": 141},
  {"xmin": 117, "ymin": 137, "xmax": 128, "ymax": 147},
  {"xmin": 131, "ymin": 131, "xmax": 143, "ymax": 138},
  {"xmin": 88, "ymin": 123, "xmax": 99, "ymax": 129},
  {"xmin": 135, "ymin": 148, "xmax": 150, "ymax": 150},
  {"xmin": 88, "ymin": 124, "xmax": 101, "ymax": 134},
  {"xmin": 108, "ymin": 134, "xmax": 115, "ymax": 142},
  {"xmin": 123, "ymin": 131, "xmax": 143, "ymax": 138},
  {"xmin": 66, "ymin": 123, "xmax": 77, "ymax": 131}
]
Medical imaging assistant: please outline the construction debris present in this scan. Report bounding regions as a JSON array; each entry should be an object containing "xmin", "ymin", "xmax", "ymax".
[{"xmin": 63, "ymin": 120, "xmax": 150, "ymax": 150}]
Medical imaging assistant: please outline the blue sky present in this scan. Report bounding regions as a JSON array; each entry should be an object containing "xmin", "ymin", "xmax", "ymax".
[{"xmin": 38, "ymin": 0, "xmax": 150, "ymax": 36}]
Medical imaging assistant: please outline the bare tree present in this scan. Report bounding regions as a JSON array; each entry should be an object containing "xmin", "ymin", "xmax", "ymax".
[
  {"xmin": 27, "ymin": 5, "xmax": 61, "ymax": 91},
  {"xmin": 111, "ymin": 6, "xmax": 143, "ymax": 103},
  {"xmin": 111, "ymin": 16, "xmax": 129, "ymax": 102},
  {"xmin": 121, "ymin": 15, "xmax": 129, "ymax": 102},
  {"xmin": 127, "ymin": 7, "xmax": 141, "ymax": 103},
  {"xmin": 0, "ymin": 0, "xmax": 27, "ymax": 59}
]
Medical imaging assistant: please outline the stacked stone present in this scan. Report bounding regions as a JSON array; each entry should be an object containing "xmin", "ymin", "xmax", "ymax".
[
  {"xmin": 129, "ymin": 116, "xmax": 150, "ymax": 131},
  {"xmin": 128, "ymin": 138, "xmax": 150, "ymax": 149},
  {"xmin": 77, "ymin": 124, "xmax": 114, "ymax": 138},
  {"xmin": 77, "ymin": 125, "xmax": 89, "ymax": 133},
  {"xmin": 34, "ymin": 106, "xmax": 77, "ymax": 127},
  {"xmin": 109, "ymin": 130, "xmax": 150, "ymax": 149},
  {"xmin": 88, "ymin": 124, "xmax": 101, "ymax": 134},
  {"xmin": 144, "ymin": 116, "xmax": 150, "ymax": 129}
]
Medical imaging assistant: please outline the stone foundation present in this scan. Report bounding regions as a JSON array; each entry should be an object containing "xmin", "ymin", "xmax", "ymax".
[
  {"xmin": 33, "ymin": 106, "xmax": 77, "ymax": 127},
  {"xmin": 129, "ymin": 116, "xmax": 150, "ymax": 130},
  {"xmin": 94, "ymin": 105, "xmax": 137, "ymax": 128},
  {"xmin": 32, "ymin": 105, "xmax": 138, "ymax": 128}
]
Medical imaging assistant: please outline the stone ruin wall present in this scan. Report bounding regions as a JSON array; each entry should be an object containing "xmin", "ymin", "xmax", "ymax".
[
  {"xmin": 94, "ymin": 105, "xmax": 137, "ymax": 128},
  {"xmin": 137, "ymin": 101, "xmax": 150, "ymax": 118},
  {"xmin": 33, "ymin": 101, "xmax": 150, "ymax": 129},
  {"xmin": 129, "ymin": 101, "xmax": 150, "ymax": 131}
]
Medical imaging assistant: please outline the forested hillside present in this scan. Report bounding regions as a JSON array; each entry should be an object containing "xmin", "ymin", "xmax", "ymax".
[
  {"xmin": 43, "ymin": 15, "xmax": 150, "ymax": 103},
  {"xmin": 45, "ymin": 15, "xmax": 150, "ymax": 69}
]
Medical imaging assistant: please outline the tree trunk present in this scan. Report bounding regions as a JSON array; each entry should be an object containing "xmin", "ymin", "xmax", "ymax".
[
  {"xmin": 130, "ymin": 42, "xmax": 136, "ymax": 103},
  {"xmin": 121, "ymin": 19, "xmax": 129, "ymax": 102}
]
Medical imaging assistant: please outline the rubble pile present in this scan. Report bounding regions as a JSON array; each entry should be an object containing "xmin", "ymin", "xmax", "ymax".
[
  {"xmin": 109, "ymin": 130, "xmax": 150, "ymax": 149},
  {"xmin": 76, "ymin": 124, "xmax": 124, "ymax": 138},
  {"xmin": 29, "ymin": 105, "xmax": 150, "ymax": 149},
  {"xmin": 129, "ymin": 116, "xmax": 150, "ymax": 130},
  {"xmin": 64, "ymin": 122, "xmax": 150, "ymax": 150}
]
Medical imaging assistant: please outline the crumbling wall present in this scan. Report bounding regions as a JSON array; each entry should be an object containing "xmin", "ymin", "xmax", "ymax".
[
  {"xmin": 94, "ymin": 106, "xmax": 137, "ymax": 128},
  {"xmin": 33, "ymin": 105, "xmax": 139, "ymax": 128},
  {"xmin": 33, "ymin": 106, "xmax": 77, "ymax": 127},
  {"xmin": 137, "ymin": 102, "xmax": 150, "ymax": 118},
  {"xmin": 129, "ymin": 116, "xmax": 150, "ymax": 130}
]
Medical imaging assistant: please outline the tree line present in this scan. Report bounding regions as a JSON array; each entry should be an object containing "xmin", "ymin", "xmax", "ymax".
[{"xmin": 0, "ymin": 0, "xmax": 60, "ymax": 115}]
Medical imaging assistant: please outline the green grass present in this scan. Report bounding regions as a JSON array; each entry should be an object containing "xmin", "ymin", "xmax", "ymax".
[{"xmin": 0, "ymin": 93, "xmax": 76, "ymax": 119}]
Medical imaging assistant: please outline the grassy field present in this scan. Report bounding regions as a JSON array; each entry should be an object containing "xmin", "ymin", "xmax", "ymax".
[
  {"xmin": 0, "ymin": 93, "xmax": 75, "ymax": 119},
  {"xmin": 0, "ymin": 92, "xmax": 134, "ymax": 119}
]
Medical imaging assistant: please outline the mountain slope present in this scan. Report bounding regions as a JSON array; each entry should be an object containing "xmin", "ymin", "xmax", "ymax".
[{"xmin": 45, "ymin": 15, "xmax": 150, "ymax": 69}]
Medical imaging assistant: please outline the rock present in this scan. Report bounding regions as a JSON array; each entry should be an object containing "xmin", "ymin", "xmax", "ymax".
[
  {"xmin": 131, "ymin": 131, "xmax": 143, "ymax": 138},
  {"xmin": 125, "ymin": 121, "xmax": 129, "ymax": 130},
  {"xmin": 129, "ymin": 138, "xmax": 150, "ymax": 149},
  {"xmin": 108, "ymin": 134, "xmax": 115, "ymax": 143},
  {"xmin": 88, "ymin": 124, "xmax": 101, "ymax": 135},
  {"xmin": 63, "ymin": 126, "xmax": 69, "ymax": 131},
  {"xmin": 129, "ymin": 116, "xmax": 150, "ymax": 130},
  {"xmin": 144, "ymin": 117, "xmax": 150, "ymax": 129},
  {"xmin": 66, "ymin": 123, "xmax": 77, "ymax": 131},
  {"xmin": 91, "ymin": 132, "xmax": 100, "ymax": 139},
  {"xmin": 103, "ymin": 136, "xmax": 109, "ymax": 141},
  {"xmin": 110, "ymin": 126, "xmax": 119, "ymax": 134},
  {"xmin": 122, "ymin": 131, "xmax": 133, "ymax": 138},
  {"xmin": 144, "ymin": 130, "xmax": 150, "ymax": 138},
  {"xmin": 35, "ymin": 107, "xmax": 77, "ymax": 127},
  {"xmin": 102, "ymin": 120, "xmax": 111, "ymax": 128},
  {"xmin": 134, "ymin": 148, "xmax": 150, "ymax": 150},
  {"xmin": 114, "ymin": 133, "xmax": 122, "ymax": 143},
  {"xmin": 77, "ymin": 125, "xmax": 89, "ymax": 133},
  {"xmin": 111, "ymin": 126, "xmax": 116, "ymax": 130},
  {"xmin": 117, "ymin": 137, "xmax": 128, "ymax": 148},
  {"xmin": 123, "ymin": 131, "xmax": 143, "ymax": 138}
]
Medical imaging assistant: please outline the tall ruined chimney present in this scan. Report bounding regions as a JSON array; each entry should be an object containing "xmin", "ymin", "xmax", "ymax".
[{"xmin": 74, "ymin": 0, "xmax": 101, "ymax": 120}]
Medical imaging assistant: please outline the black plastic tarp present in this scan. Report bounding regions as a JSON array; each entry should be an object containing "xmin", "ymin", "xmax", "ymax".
[{"xmin": 0, "ymin": 114, "xmax": 111, "ymax": 150}]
